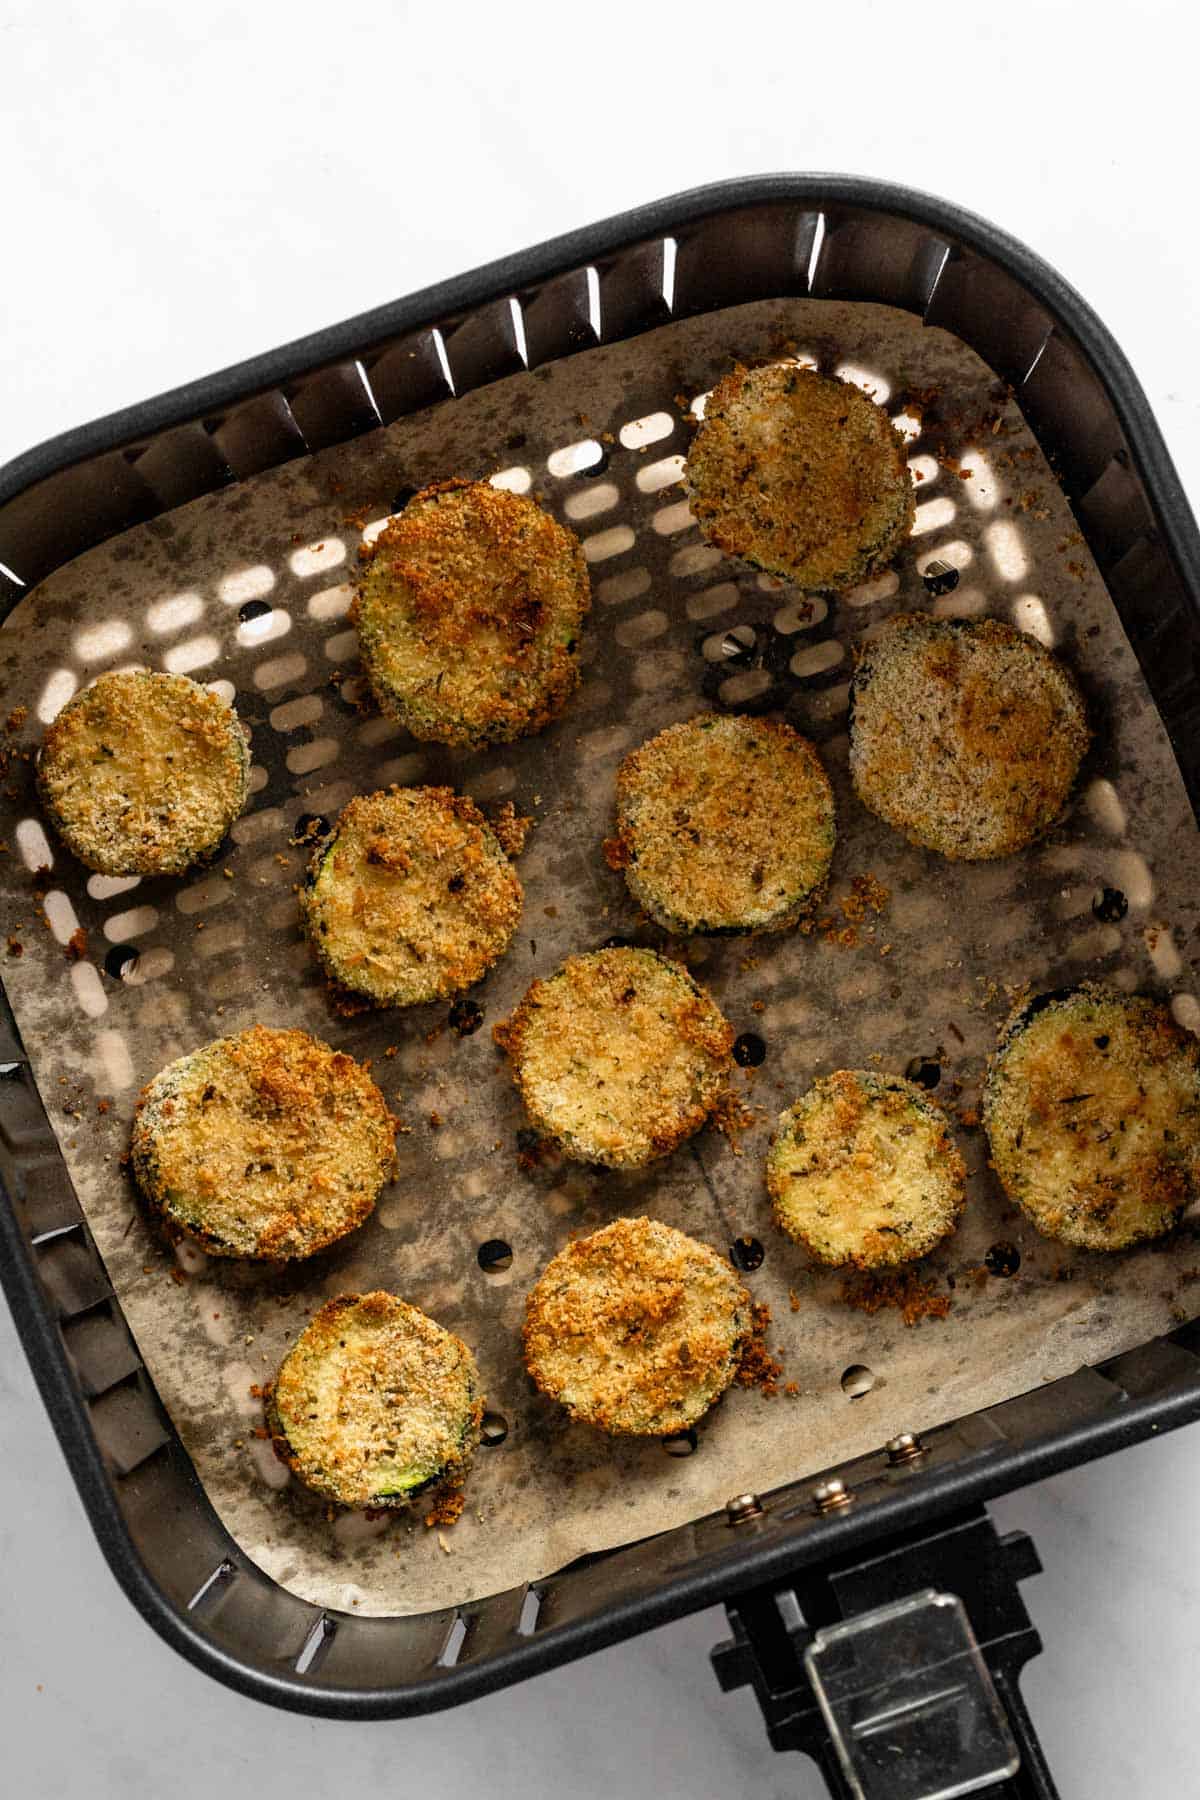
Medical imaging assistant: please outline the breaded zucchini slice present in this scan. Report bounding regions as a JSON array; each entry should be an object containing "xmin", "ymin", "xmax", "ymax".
[
  {"xmin": 767, "ymin": 1070, "xmax": 966, "ymax": 1268},
  {"xmin": 686, "ymin": 364, "xmax": 915, "ymax": 591},
  {"xmin": 131, "ymin": 1025, "xmax": 395, "ymax": 1259},
  {"xmin": 267, "ymin": 1292, "xmax": 483, "ymax": 1508},
  {"xmin": 983, "ymin": 984, "xmax": 1200, "ymax": 1251},
  {"xmin": 37, "ymin": 669, "xmax": 249, "ymax": 876},
  {"xmin": 495, "ymin": 947, "xmax": 733, "ymax": 1168},
  {"xmin": 352, "ymin": 479, "xmax": 591, "ymax": 748},
  {"xmin": 299, "ymin": 785, "xmax": 523, "ymax": 1008},
  {"xmin": 523, "ymin": 1216, "xmax": 751, "ymax": 1435},
  {"xmin": 604, "ymin": 713, "xmax": 834, "ymax": 934},
  {"xmin": 848, "ymin": 613, "xmax": 1089, "ymax": 860}
]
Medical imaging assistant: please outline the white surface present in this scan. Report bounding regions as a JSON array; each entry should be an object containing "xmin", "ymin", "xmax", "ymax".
[{"xmin": 2, "ymin": 3, "xmax": 1199, "ymax": 1795}]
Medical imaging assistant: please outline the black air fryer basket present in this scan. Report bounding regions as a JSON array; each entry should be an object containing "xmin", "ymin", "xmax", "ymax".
[{"xmin": 3, "ymin": 177, "xmax": 1199, "ymax": 1795}]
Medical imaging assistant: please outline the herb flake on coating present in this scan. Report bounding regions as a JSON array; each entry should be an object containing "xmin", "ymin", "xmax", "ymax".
[
  {"xmin": 848, "ymin": 612, "xmax": 1090, "ymax": 860},
  {"xmin": 131, "ymin": 1025, "xmax": 396, "ymax": 1259},
  {"xmin": 604, "ymin": 713, "xmax": 835, "ymax": 934},
  {"xmin": 267, "ymin": 1292, "xmax": 483, "ymax": 1508},
  {"xmin": 37, "ymin": 670, "xmax": 249, "ymax": 876},
  {"xmin": 495, "ymin": 947, "xmax": 733, "ymax": 1168},
  {"xmin": 299, "ymin": 785, "xmax": 523, "ymax": 1008},
  {"xmin": 767, "ymin": 1070, "xmax": 966, "ymax": 1269},
  {"xmin": 686, "ymin": 364, "xmax": 915, "ymax": 591},
  {"xmin": 523, "ymin": 1217, "xmax": 750, "ymax": 1435},
  {"xmin": 983, "ymin": 983, "xmax": 1200, "ymax": 1250},
  {"xmin": 352, "ymin": 480, "xmax": 591, "ymax": 748}
]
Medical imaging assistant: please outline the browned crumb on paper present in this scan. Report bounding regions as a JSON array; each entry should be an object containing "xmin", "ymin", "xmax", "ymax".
[
  {"xmin": 735, "ymin": 1302, "xmax": 783, "ymax": 1397},
  {"xmin": 839, "ymin": 1268, "xmax": 953, "ymax": 1327},
  {"xmin": 424, "ymin": 1485, "xmax": 466, "ymax": 1530},
  {"xmin": 6, "ymin": 706, "xmax": 28, "ymax": 733},
  {"xmin": 711, "ymin": 1086, "xmax": 756, "ymax": 1151},
  {"xmin": 806, "ymin": 872, "xmax": 891, "ymax": 949},
  {"xmin": 65, "ymin": 926, "xmax": 88, "ymax": 962},
  {"xmin": 489, "ymin": 800, "xmax": 533, "ymax": 859},
  {"xmin": 6, "ymin": 935, "xmax": 24, "ymax": 958}
]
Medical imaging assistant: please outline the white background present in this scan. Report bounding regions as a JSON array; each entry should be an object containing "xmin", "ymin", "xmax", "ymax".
[{"xmin": 2, "ymin": 3, "xmax": 1199, "ymax": 1794}]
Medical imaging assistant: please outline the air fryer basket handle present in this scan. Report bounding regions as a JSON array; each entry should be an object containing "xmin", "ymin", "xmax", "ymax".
[{"xmin": 712, "ymin": 1504, "xmax": 1059, "ymax": 1798}]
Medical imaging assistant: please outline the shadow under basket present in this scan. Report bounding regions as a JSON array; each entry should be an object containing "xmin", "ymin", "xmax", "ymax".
[{"xmin": 3, "ymin": 175, "xmax": 1200, "ymax": 1721}]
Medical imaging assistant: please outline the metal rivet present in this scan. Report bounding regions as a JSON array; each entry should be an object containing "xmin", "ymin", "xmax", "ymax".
[
  {"xmin": 922, "ymin": 558, "xmax": 960, "ymax": 598},
  {"xmin": 725, "ymin": 1492, "xmax": 764, "ymax": 1524},
  {"xmin": 812, "ymin": 1478, "xmax": 853, "ymax": 1514},
  {"xmin": 886, "ymin": 1432, "xmax": 925, "ymax": 1465}
]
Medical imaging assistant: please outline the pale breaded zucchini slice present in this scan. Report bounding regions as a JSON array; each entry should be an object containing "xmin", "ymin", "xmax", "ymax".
[
  {"xmin": 686, "ymin": 364, "xmax": 914, "ymax": 591},
  {"xmin": 37, "ymin": 669, "xmax": 249, "ymax": 876},
  {"xmin": 267, "ymin": 1292, "xmax": 483, "ymax": 1508},
  {"xmin": 983, "ymin": 984, "xmax": 1200, "ymax": 1251},
  {"xmin": 605, "ymin": 713, "xmax": 834, "ymax": 934},
  {"xmin": 495, "ymin": 947, "xmax": 733, "ymax": 1168},
  {"xmin": 353, "ymin": 480, "xmax": 591, "ymax": 748},
  {"xmin": 767, "ymin": 1070, "xmax": 966, "ymax": 1268},
  {"xmin": 523, "ymin": 1216, "xmax": 751, "ymax": 1435},
  {"xmin": 848, "ymin": 613, "xmax": 1089, "ymax": 860},
  {"xmin": 131, "ymin": 1025, "xmax": 395, "ymax": 1259},
  {"xmin": 299, "ymin": 785, "xmax": 523, "ymax": 1008}
]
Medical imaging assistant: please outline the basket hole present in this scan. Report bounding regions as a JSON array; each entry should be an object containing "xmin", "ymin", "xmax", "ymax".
[
  {"xmin": 912, "ymin": 497, "xmax": 957, "ymax": 538},
  {"xmin": 490, "ymin": 466, "xmax": 532, "ymax": 495},
  {"xmin": 147, "ymin": 592, "xmax": 205, "ymax": 635},
  {"xmin": 662, "ymin": 1427, "xmax": 698, "ymax": 1457},
  {"xmin": 985, "ymin": 1242, "xmax": 1021, "ymax": 1278},
  {"xmin": 218, "ymin": 565, "xmax": 275, "ymax": 606},
  {"xmin": 1012, "ymin": 595, "xmax": 1055, "ymax": 647},
  {"xmin": 289, "ymin": 538, "xmax": 346, "ymax": 578},
  {"xmin": 596, "ymin": 568, "xmax": 651, "ymax": 607},
  {"xmin": 905, "ymin": 1056, "xmax": 941, "ymax": 1089},
  {"xmin": 480, "ymin": 1412, "xmax": 508, "ymax": 1446},
  {"xmin": 564, "ymin": 482, "xmax": 618, "ymax": 522},
  {"xmin": 773, "ymin": 597, "xmax": 827, "ymax": 635},
  {"xmin": 840, "ymin": 1363, "xmax": 875, "ymax": 1399},
  {"xmin": 74, "ymin": 619, "xmax": 133, "ymax": 661},
  {"xmin": 833, "ymin": 364, "xmax": 891, "ymax": 405},
  {"xmin": 730, "ymin": 1235, "xmax": 764, "ymax": 1273},
  {"xmin": 237, "ymin": 597, "xmax": 272, "ymax": 625},
  {"xmin": 635, "ymin": 454, "xmax": 685, "ymax": 495},
  {"xmin": 789, "ymin": 640, "xmax": 844, "ymax": 680},
  {"xmin": 703, "ymin": 623, "xmax": 756, "ymax": 665},
  {"xmin": 619, "ymin": 411, "xmax": 674, "ymax": 450},
  {"xmin": 36, "ymin": 668, "xmax": 78, "ymax": 723},
  {"xmin": 732, "ymin": 1032, "xmax": 766, "ymax": 1068},
  {"xmin": 236, "ymin": 607, "xmax": 291, "ymax": 649},
  {"xmin": 651, "ymin": 499, "xmax": 694, "ymax": 536},
  {"xmin": 477, "ymin": 1238, "xmax": 513, "ymax": 1275},
  {"xmin": 582, "ymin": 525, "xmax": 635, "ymax": 564},
  {"xmin": 547, "ymin": 439, "xmax": 604, "ymax": 478},
  {"xmin": 719, "ymin": 669, "xmax": 772, "ymax": 708},
  {"xmin": 16, "ymin": 818, "xmax": 54, "ymax": 872},
  {"xmin": 984, "ymin": 519, "xmax": 1029, "ymax": 582},
  {"xmin": 307, "ymin": 583, "xmax": 353, "ymax": 622}
]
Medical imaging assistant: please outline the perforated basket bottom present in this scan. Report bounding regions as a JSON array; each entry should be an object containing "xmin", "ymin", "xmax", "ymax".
[{"xmin": 3, "ymin": 298, "xmax": 1199, "ymax": 1617}]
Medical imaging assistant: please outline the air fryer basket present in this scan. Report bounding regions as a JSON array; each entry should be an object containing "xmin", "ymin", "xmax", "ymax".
[{"xmin": 2, "ymin": 176, "xmax": 1200, "ymax": 1718}]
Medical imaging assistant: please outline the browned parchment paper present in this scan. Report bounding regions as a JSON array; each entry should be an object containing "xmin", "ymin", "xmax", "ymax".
[{"xmin": 3, "ymin": 299, "xmax": 1199, "ymax": 1617}]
